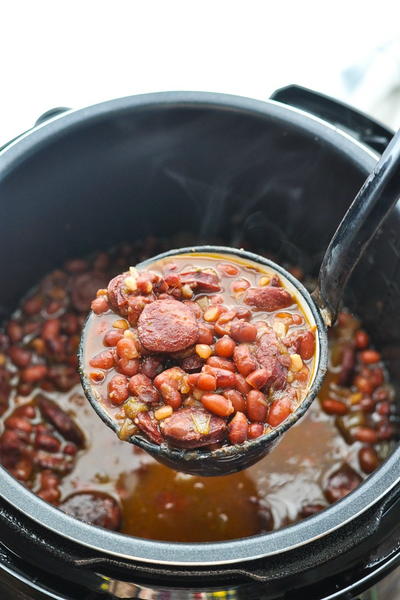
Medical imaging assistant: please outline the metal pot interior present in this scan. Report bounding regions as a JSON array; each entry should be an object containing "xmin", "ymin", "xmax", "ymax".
[{"xmin": 0, "ymin": 92, "xmax": 399, "ymax": 566}]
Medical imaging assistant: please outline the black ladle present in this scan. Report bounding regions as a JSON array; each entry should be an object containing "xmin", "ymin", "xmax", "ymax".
[{"xmin": 79, "ymin": 129, "xmax": 400, "ymax": 476}]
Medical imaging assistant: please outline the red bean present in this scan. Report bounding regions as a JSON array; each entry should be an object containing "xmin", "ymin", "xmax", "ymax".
[
  {"xmin": 235, "ymin": 307, "xmax": 251, "ymax": 320},
  {"xmin": 321, "ymin": 398, "xmax": 348, "ymax": 415},
  {"xmin": 108, "ymin": 375, "xmax": 129, "ymax": 405},
  {"xmin": 298, "ymin": 331, "xmax": 315, "ymax": 361},
  {"xmin": 115, "ymin": 357, "xmax": 140, "ymax": 377},
  {"xmin": 203, "ymin": 365, "xmax": 236, "ymax": 388},
  {"xmin": 352, "ymin": 426, "xmax": 378, "ymax": 444},
  {"xmin": 23, "ymin": 295, "xmax": 44, "ymax": 315},
  {"xmin": 233, "ymin": 344, "xmax": 258, "ymax": 376},
  {"xmin": 116, "ymin": 337, "xmax": 139, "ymax": 360},
  {"xmin": 215, "ymin": 336, "xmax": 236, "ymax": 358},
  {"xmin": 354, "ymin": 375, "xmax": 374, "ymax": 395},
  {"xmin": 228, "ymin": 411, "xmax": 248, "ymax": 444},
  {"xmin": 235, "ymin": 373, "xmax": 251, "ymax": 395},
  {"xmin": 63, "ymin": 442, "xmax": 78, "ymax": 456},
  {"xmin": 267, "ymin": 395, "xmax": 292, "ymax": 427},
  {"xmin": 358, "ymin": 446, "xmax": 379, "ymax": 474},
  {"xmin": 37, "ymin": 395, "xmax": 85, "ymax": 447},
  {"xmin": 103, "ymin": 329, "xmax": 124, "ymax": 346},
  {"xmin": 230, "ymin": 320, "xmax": 257, "ymax": 343},
  {"xmin": 248, "ymin": 423, "xmax": 264, "ymax": 439},
  {"xmin": 207, "ymin": 356, "xmax": 235, "ymax": 372},
  {"xmin": 5, "ymin": 416, "xmax": 33, "ymax": 433},
  {"xmin": 21, "ymin": 365, "xmax": 48, "ymax": 382},
  {"xmin": 247, "ymin": 390, "xmax": 268, "ymax": 422},
  {"xmin": 324, "ymin": 463, "xmax": 362, "ymax": 503},
  {"xmin": 223, "ymin": 389, "xmax": 246, "ymax": 413},
  {"xmin": 7, "ymin": 321, "xmax": 23, "ymax": 343},
  {"xmin": 89, "ymin": 350, "xmax": 114, "ymax": 370},
  {"xmin": 35, "ymin": 432, "xmax": 61, "ymax": 453},
  {"xmin": 355, "ymin": 330, "xmax": 369, "ymax": 349},
  {"xmin": 369, "ymin": 368, "xmax": 384, "ymax": 388},
  {"xmin": 129, "ymin": 373, "xmax": 160, "ymax": 405},
  {"xmin": 91, "ymin": 295, "xmax": 109, "ymax": 314},
  {"xmin": 360, "ymin": 396, "xmax": 375, "ymax": 413},
  {"xmin": 201, "ymin": 393, "xmax": 234, "ymax": 417},
  {"xmin": 42, "ymin": 319, "xmax": 60, "ymax": 340},
  {"xmin": 9, "ymin": 346, "xmax": 32, "ymax": 368},
  {"xmin": 360, "ymin": 350, "xmax": 381, "ymax": 364},
  {"xmin": 197, "ymin": 323, "xmax": 214, "ymax": 345},
  {"xmin": 246, "ymin": 368, "xmax": 270, "ymax": 390},
  {"xmin": 231, "ymin": 279, "xmax": 250, "ymax": 294},
  {"xmin": 218, "ymin": 263, "xmax": 240, "ymax": 277},
  {"xmin": 377, "ymin": 422, "xmax": 394, "ymax": 441},
  {"xmin": 197, "ymin": 373, "xmax": 217, "ymax": 391}
]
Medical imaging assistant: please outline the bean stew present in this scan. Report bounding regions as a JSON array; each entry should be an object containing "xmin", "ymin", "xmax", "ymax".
[
  {"xmin": 0, "ymin": 237, "xmax": 396, "ymax": 541},
  {"xmin": 82, "ymin": 254, "xmax": 317, "ymax": 449}
]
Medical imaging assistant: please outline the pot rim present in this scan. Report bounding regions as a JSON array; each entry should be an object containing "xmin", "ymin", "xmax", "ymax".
[{"xmin": 0, "ymin": 90, "xmax": 398, "ymax": 567}]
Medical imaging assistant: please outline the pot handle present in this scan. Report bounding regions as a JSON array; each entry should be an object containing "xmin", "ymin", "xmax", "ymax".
[
  {"xmin": 270, "ymin": 84, "xmax": 393, "ymax": 154},
  {"xmin": 0, "ymin": 107, "xmax": 70, "ymax": 152}
]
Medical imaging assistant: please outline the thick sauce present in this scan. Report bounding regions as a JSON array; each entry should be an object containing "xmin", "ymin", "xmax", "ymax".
[{"xmin": 0, "ymin": 239, "xmax": 395, "ymax": 541}]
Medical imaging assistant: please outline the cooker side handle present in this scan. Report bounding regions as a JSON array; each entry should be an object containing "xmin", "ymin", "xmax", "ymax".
[
  {"xmin": 0, "ymin": 107, "xmax": 71, "ymax": 152},
  {"xmin": 270, "ymin": 85, "xmax": 393, "ymax": 154}
]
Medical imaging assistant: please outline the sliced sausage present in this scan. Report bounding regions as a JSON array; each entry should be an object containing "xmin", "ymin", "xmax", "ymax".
[
  {"xmin": 244, "ymin": 286, "xmax": 293, "ymax": 311},
  {"xmin": 59, "ymin": 492, "xmax": 121, "ymax": 530},
  {"xmin": 180, "ymin": 270, "xmax": 221, "ymax": 292},
  {"xmin": 255, "ymin": 332, "xmax": 287, "ymax": 390},
  {"xmin": 71, "ymin": 271, "xmax": 108, "ymax": 312},
  {"xmin": 36, "ymin": 395, "xmax": 85, "ymax": 447},
  {"xmin": 161, "ymin": 407, "xmax": 227, "ymax": 448},
  {"xmin": 138, "ymin": 298, "xmax": 199, "ymax": 353}
]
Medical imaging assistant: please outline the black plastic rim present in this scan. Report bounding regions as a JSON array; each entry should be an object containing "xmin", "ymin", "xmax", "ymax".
[{"xmin": 0, "ymin": 91, "xmax": 399, "ymax": 567}]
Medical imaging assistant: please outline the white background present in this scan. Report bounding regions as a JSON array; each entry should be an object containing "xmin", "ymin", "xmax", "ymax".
[{"xmin": 1, "ymin": 1, "xmax": 400, "ymax": 147}]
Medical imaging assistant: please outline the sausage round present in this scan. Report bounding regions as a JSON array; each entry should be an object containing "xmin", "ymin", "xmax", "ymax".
[{"xmin": 138, "ymin": 298, "xmax": 199, "ymax": 353}]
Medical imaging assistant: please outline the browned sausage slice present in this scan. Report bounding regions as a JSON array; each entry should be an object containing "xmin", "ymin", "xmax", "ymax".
[
  {"xmin": 138, "ymin": 298, "xmax": 199, "ymax": 353},
  {"xmin": 255, "ymin": 332, "xmax": 287, "ymax": 390},
  {"xmin": 244, "ymin": 286, "xmax": 293, "ymax": 311},
  {"xmin": 59, "ymin": 492, "xmax": 121, "ymax": 530},
  {"xmin": 161, "ymin": 407, "xmax": 226, "ymax": 448}
]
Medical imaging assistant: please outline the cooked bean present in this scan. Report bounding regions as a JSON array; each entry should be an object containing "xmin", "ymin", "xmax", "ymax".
[
  {"xmin": 223, "ymin": 389, "xmax": 246, "ymax": 413},
  {"xmin": 197, "ymin": 373, "xmax": 217, "ymax": 391},
  {"xmin": 89, "ymin": 350, "xmax": 114, "ymax": 370},
  {"xmin": 247, "ymin": 390, "xmax": 268, "ymax": 422},
  {"xmin": 358, "ymin": 446, "xmax": 379, "ymax": 474},
  {"xmin": 116, "ymin": 337, "xmax": 139, "ymax": 360},
  {"xmin": 267, "ymin": 395, "xmax": 292, "ymax": 427},
  {"xmin": 354, "ymin": 330, "xmax": 369, "ymax": 349},
  {"xmin": 215, "ymin": 335, "xmax": 236, "ymax": 357},
  {"xmin": 201, "ymin": 393, "xmax": 234, "ymax": 417},
  {"xmin": 352, "ymin": 426, "xmax": 378, "ymax": 444},
  {"xmin": 207, "ymin": 356, "xmax": 235, "ymax": 372},
  {"xmin": 103, "ymin": 329, "xmax": 124, "ymax": 347},
  {"xmin": 321, "ymin": 398, "xmax": 348, "ymax": 415},
  {"xmin": 360, "ymin": 350, "xmax": 380, "ymax": 364},
  {"xmin": 248, "ymin": 423, "xmax": 264, "ymax": 439},
  {"xmin": 324, "ymin": 463, "xmax": 362, "ymax": 503},
  {"xmin": 21, "ymin": 365, "xmax": 48, "ymax": 383},
  {"xmin": 59, "ymin": 491, "xmax": 121, "ymax": 530},
  {"xmin": 228, "ymin": 411, "xmax": 248, "ymax": 444},
  {"xmin": 9, "ymin": 346, "xmax": 32, "ymax": 368},
  {"xmin": 246, "ymin": 368, "xmax": 270, "ymax": 390}
]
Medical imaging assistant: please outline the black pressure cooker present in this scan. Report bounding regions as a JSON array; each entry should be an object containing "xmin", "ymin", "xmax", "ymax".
[{"xmin": 0, "ymin": 85, "xmax": 399, "ymax": 599}]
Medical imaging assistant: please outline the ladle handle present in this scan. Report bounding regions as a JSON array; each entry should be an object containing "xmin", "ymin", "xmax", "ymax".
[{"xmin": 314, "ymin": 128, "xmax": 400, "ymax": 326}]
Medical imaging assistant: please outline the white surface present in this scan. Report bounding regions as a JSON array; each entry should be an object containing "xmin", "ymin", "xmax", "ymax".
[{"xmin": 1, "ymin": 0, "xmax": 400, "ymax": 146}]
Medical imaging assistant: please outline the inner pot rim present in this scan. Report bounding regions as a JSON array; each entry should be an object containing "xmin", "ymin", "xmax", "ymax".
[{"xmin": 0, "ymin": 90, "xmax": 398, "ymax": 567}]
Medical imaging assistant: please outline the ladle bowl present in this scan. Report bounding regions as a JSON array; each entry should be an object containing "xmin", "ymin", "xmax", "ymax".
[{"xmin": 79, "ymin": 245, "xmax": 327, "ymax": 476}]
